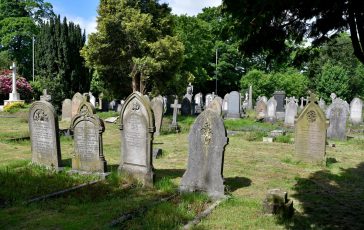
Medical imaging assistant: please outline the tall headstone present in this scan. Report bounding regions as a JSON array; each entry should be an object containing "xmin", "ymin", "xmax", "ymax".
[
  {"xmin": 71, "ymin": 101, "xmax": 107, "ymax": 173},
  {"xmin": 119, "ymin": 92, "xmax": 155, "ymax": 186},
  {"xmin": 274, "ymin": 91, "xmax": 285, "ymax": 120},
  {"xmin": 61, "ymin": 99, "xmax": 72, "ymax": 121},
  {"xmin": 29, "ymin": 101, "xmax": 61, "ymax": 169},
  {"xmin": 265, "ymin": 97, "xmax": 277, "ymax": 123},
  {"xmin": 194, "ymin": 93, "xmax": 203, "ymax": 114},
  {"xmin": 180, "ymin": 109, "xmax": 228, "ymax": 198},
  {"xmin": 295, "ymin": 94, "xmax": 328, "ymax": 163},
  {"xmin": 326, "ymin": 97, "xmax": 350, "ymax": 140},
  {"xmin": 151, "ymin": 95, "xmax": 164, "ymax": 136},
  {"xmin": 248, "ymin": 85, "xmax": 253, "ymax": 109},
  {"xmin": 255, "ymin": 99, "xmax": 267, "ymax": 120},
  {"xmin": 226, "ymin": 91, "xmax": 241, "ymax": 118},
  {"xmin": 170, "ymin": 99, "xmax": 181, "ymax": 130},
  {"xmin": 350, "ymin": 98, "xmax": 363, "ymax": 125},
  {"xmin": 284, "ymin": 97, "xmax": 298, "ymax": 126},
  {"xmin": 72, "ymin": 92, "xmax": 84, "ymax": 118}
]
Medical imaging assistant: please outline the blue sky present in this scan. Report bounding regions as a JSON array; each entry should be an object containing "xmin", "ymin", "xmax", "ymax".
[{"xmin": 47, "ymin": 0, "xmax": 222, "ymax": 36}]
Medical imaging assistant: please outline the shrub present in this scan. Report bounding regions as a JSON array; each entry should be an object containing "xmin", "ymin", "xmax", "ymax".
[
  {"xmin": 3, "ymin": 102, "xmax": 25, "ymax": 113},
  {"xmin": 0, "ymin": 70, "xmax": 33, "ymax": 100}
]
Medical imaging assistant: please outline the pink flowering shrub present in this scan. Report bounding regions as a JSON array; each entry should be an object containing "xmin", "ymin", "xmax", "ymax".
[{"xmin": 0, "ymin": 70, "xmax": 33, "ymax": 99}]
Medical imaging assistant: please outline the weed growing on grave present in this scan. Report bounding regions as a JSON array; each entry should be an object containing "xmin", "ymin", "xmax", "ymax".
[
  {"xmin": 96, "ymin": 111, "xmax": 119, "ymax": 119},
  {"xmin": 275, "ymin": 134, "xmax": 293, "ymax": 144},
  {"xmin": 155, "ymin": 176, "xmax": 176, "ymax": 193}
]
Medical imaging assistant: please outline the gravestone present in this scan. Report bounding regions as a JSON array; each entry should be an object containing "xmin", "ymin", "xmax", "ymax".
[
  {"xmin": 226, "ymin": 91, "xmax": 241, "ymax": 118},
  {"xmin": 71, "ymin": 101, "xmax": 107, "ymax": 172},
  {"xmin": 274, "ymin": 91, "xmax": 285, "ymax": 120},
  {"xmin": 180, "ymin": 109, "xmax": 228, "ymax": 198},
  {"xmin": 284, "ymin": 97, "xmax": 298, "ymax": 126},
  {"xmin": 265, "ymin": 97, "xmax": 277, "ymax": 123},
  {"xmin": 326, "ymin": 98, "xmax": 350, "ymax": 140},
  {"xmin": 170, "ymin": 99, "xmax": 181, "ymax": 131},
  {"xmin": 248, "ymin": 85, "xmax": 253, "ymax": 109},
  {"xmin": 61, "ymin": 99, "xmax": 72, "ymax": 121},
  {"xmin": 222, "ymin": 93, "xmax": 229, "ymax": 114},
  {"xmin": 181, "ymin": 97, "xmax": 192, "ymax": 115},
  {"xmin": 194, "ymin": 93, "xmax": 203, "ymax": 114},
  {"xmin": 163, "ymin": 96, "xmax": 167, "ymax": 114},
  {"xmin": 89, "ymin": 92, "xmax": 96, "ymax": 107},
  {"xmin": 119, "ymin": 92, "xmax": 155, "ymax": 186},
  {"xmin": 350, "ymin": 98, "xmax": 363, "ymax": 125},
  {"xmin": 205, "ymin": 94, "xmax": 213, "ymax": 108},
  {"xmin": 318, "ymin": 98, "xmax": 326, "ymax": 111},
  {"xmin": 207, "ymin": 97, "xmax": 222, "ymax": 115},
  {"xmin": 29, "ymin": 101, "xmax": 61, "ymax": 169},
  {"xmin": 72, "ymin": 92, "xmax": 84, "ymax": 118},
  {"xmin": 255, "ymin": 99, "xmax": 267, "ymax": 120},
  {"xmin": 295, "ymin": 94, "xmax": 328, "ymax": 163},
  {"xmin": 40, "ymin": 89, "xmax": 51, "ymax": 102},
  {"xmin": 151, "ymin": 95, "xmax": 164, "ymax": 136},
  {"xmin": 4, "ymin": 62, "xmax": 24, "ymax": 105}
]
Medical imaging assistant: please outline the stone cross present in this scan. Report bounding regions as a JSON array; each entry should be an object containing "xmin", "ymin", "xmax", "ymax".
[
  {"xmin": 9, "ymin": 62, "xmax": 20, "ymax": 101},
  {"xmin": 40, "ymin": 89, "xmax": 52, "ymax": 102},
  {"xmin": 170, "ymin": 99, "xmax": 181, "ymax": 129}
]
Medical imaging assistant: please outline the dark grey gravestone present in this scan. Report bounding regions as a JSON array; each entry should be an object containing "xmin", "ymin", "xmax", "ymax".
[
  {"xmin": 273, "ymin": 91, "xmax": 286, "ymax": 112},
  {"xmin": 153, "ymin": 148, "xmax": 162, "ymax": 159},
  {"xmin": 180, "ymin": 109, "xmax": 228, "ymax": 198},
  {"xmin": 226, "ymin": 91, "xmax": 241, "ymax": 118},
  {"xmin": 119, "ymin": 92, "xmax": 155, "ymax": 186},
  {"xmin": 151, "ymin": 95, "xmax": 164, "ymax": 136},
  {"xmin": 265, "ymin": 97, "xmax": 277, "ymax": 123},
  {"xmin": 350, "ymin": 98, "xmax": 363, "ymax": 125},
  {"xmin": 71, "ymin": 101, "xmax": 107, "ymax": 173},
  {"xmin": 29, "ymin": 101, "xmax": 61, "ymax": 169},
  {"xmin": 181, "ymin": 97, "xmax": 191, "ymax": 115},
  {"xmin": 326, "ymin": 98, "xmax": 349, "ymax": 140},
  {"xmin": 61, "ymin": 99, "xmax": 72, "ymax": 121}
]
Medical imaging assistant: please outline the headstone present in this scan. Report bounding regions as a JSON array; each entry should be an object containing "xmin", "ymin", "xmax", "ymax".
[
  {"xmin": 89, "ymin": 92, "xmax": 96, "ymax": 107},
  {"xmin": 300, "ymin": 96, "xmax": 308, "ymax": 109},
  {"xmin": 98, "ymin": 93, "xmax": 103, "ymax": 110},
  {"xmin": 207, "ymin": 97, "xmax": 222, "ymax": 115},
  {"xmin": 61, "ymin": 99, "xmax": 72, "ymax": 121},
  {"xmin": 151, "ymin": 95, "xmax": 164, "ymax": 136},
  {"xmin": 72, "ymin": 92, "xmax": 84, "ymax": 118},
  {"xmin": 350, "ymin": 98, "xmax": 363, "ymax": 125},
  {"xmin": 248, "ymin": 85, "xmax": 253, "ymax": 109},
  {"xmin": 170, "ymin": 99, "xmax": 181, "ymax": 131},
  {"xmin": 318, "ymin": 98, "xmax": 326, "ymax": 111},
  {"xmin": 119, "ymin": 92, "xmax": 155, "ymax": 186},
  {"xmin": 265, "ymin": 97, "xmax": 277, "ymax": 122},
  {"xmin": 284, "ymin": 97, "xmax": 298, "ymax": 126},
  {"xmin": 181, "ymin": 97, "xmax": 192, "ymax": 115},
  {"xmin": 226, "ymin": 91, "xmax": 241, "ymax": 118},
  {"xmin": 29, "ymin": 101, "xmax": 61, "ymax": 169},
  {"xmin": 194, "ymin": 93, "xmax": 203, "ymax": 114},
  {"xmin": 205, "ymin": 94, "xmax": 213, "ymax": 108},
  {"xmin": 71, "ymin": 101, "xmax": 107, "ymax": 173},
  {"xmin": 257, "ymin": 96, "xmax": 268, "ymax": 103},
  {"xmin": 180, "ymin": 109, "xmax": 228, "ymax": 198},
  {"xmin": 255, "ymin": 99, "xmax": 267, "ymax": 120},
  {"xmin": 263, "ymin": 189, "xmax": 293, "ymax": 218},
  {"xmin": 273, "ymin": 91, "xmax": 285, "ymax": 112},
  {"xmin": 326, "ymin": 97, "xmax": 350, "ymax": 140},
  {"xmin": 185, "ymin": 83, "xmax": 193, "ymax": 102},
  {"xmin": 40, "ymin": 89, "xmax": 51, "ymax": 102},
  {"xmin": 163, "ymin": 96, "xmax": 167, "ymax": 114},
  {"xmin": 295, "ymin": 93, "xmax": 328, "ymax": 163},
  {"xmin": 222, "ymin": 93, "xmax": 229, "ymax": 114}
]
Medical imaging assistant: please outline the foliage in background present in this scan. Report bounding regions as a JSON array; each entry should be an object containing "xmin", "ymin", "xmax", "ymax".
[
  {"xmin": 0, "ymin": 70, "xmax": 33, "ymax": 101},
  {"xmin": 3, "ymin": 101, "xmax": 25, "ymax": 113}
]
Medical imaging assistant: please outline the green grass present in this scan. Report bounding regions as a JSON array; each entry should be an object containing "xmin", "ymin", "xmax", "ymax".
[{"xmin": 1, "ymin": 109, "xmax": 364, "ymax": 229}]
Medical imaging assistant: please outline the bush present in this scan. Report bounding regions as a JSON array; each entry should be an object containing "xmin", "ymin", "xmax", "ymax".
[
  {"xmin": 3, "ymin": 102, "xmax": 25, "ymax": 113},
  {"xmin": 0, "ymin": 70, "xmax": 33, "ymax": 100}
]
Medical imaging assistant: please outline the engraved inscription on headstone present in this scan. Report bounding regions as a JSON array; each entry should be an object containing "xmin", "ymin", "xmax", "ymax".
[
  {"xmin": 226, "ymin": 91, "xmax": 241, "ymax": 118},
  {"xmin": 29, "ymin": 101, "xmax": 61, "ymax": 168},
  {"xmin": 119, "ymin": 92, "xmax": 155, "ymax": 186}
]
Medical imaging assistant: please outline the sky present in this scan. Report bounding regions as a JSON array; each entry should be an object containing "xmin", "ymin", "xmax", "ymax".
[{"xmin": 47, "ymin": 0, "xmax": 222, "ymax": 36}]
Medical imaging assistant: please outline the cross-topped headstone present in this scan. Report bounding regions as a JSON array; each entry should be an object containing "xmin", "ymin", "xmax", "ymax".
[
  {"xmin": 40, "ymin": 89, "xmax": 52, "ymax": 102},
  {"xmin": 170, "ymin": 99, "xmax": 181, "ymax": 130},
  {"xmin": 308, "ymin": 92, "xmax": 318, "ymax": 103}
]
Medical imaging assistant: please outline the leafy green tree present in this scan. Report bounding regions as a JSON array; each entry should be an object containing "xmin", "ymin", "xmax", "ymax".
[{"xmin": 240, "ymin": 69, "xmax": 273, "ymax": 98}]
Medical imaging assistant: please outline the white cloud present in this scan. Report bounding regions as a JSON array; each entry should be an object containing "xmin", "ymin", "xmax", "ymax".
[
  {"xmin": 65, "ymin": 15, "xmax": 97, "ymax": 36},
  {"xmin": 161, "ymin": 0, "xmax": 222, "ymax": 16}
]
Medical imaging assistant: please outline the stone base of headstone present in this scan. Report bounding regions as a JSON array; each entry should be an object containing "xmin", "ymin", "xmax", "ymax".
[
  {"xmin": 263, "ymin": 189, "xmax": 294, "ymax": 218},
  {"xmin": 226, "ymin": 113, "xmax": 240, "ymax": 119},
  {"xmin": 153, "ymin": 148, "xmax": 162, "ymax": 159},
  {"xmin": 276, "ymin": 112, "xmax": 285, "ymax": 121},
  {"xmin": 4, "ymin": 99, "xmax": 24, "ymax": 106},
  {"xmin": 119, "ymin": 165, "xmax": 154, "ymax": 187},
  {"xmin": 270, "ymin": 130, "xmax": 286, "ymax": 137},
  {"xmin": 264, "ymin": 117, "xmax": 276, "ymax": 123},
  {"xmin": 68, "ymin": 170, "xmax": 111, "ymax": 180},
  {"xmin": 72, "ymin": 156, "xmax": 107, "ymax": 173}
]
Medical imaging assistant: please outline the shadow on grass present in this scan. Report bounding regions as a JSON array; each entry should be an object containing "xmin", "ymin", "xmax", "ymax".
[
  {"xmin": 278, "ymin": 162, "xmax": 364, "ymax": 229},
  {"xmin": 224, "ymin": 176, "xmax": 252, "ymax": 192},
  {"xmin": 155, "ymin": 168, "xmax": 185, "ymax": 180}
]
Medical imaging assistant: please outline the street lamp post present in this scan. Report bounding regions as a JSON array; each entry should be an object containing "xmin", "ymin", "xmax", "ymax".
[
  {"xmin": 32, "ymin": 36, "xmax": 35, "ymax": 82},
  {"xmin": 215, "ymin": 48, "xmax": 218, "ymax": 95}
]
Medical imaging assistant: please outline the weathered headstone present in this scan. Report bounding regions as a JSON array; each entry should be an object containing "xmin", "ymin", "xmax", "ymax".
[
  {"xmin": 29, "ymin": 101, "xmax": 61, "ymax": 169},
  {"xmin": 207, "ymin": 97, "xmax": 222, "ymax": 115},
  {"xmin": 71, "ymin": 101, "xmax": 107, "ymax": 173},
  {"xmin": 295, "ymin": 93, "xmax": 328, "ymax": 163},
  {"xmin": 350, "ymin": 97, "xmax": 363, "ymax": 125},
  {"xmin": 255, "ymin": 99, "xmax": 267, "ymax": 120},
  {"xmin": 119, "ymin": 92, "xmax": 155, "ymax": 186},
  {"xmin": 180, "ymin": 109, "xmax": 228, "ymax": 198},
  {"xmin": 151, "ymin": 95, "xmax": 164, "ymax": 136},
  {"xmin": 226, "ymin": 91, "xmax": 241, "ymax": 118},
  {"xmin": 222, "ymin": 93, "xmax": 229, "ymax": 114},
  {"xmin": 72, "ymin": 92, "xmax": 84, "ymax": 118},
  {"xmin": 318, "ymin": 98, "xmax": 326, "ymax": 111},
  {"xmin": 170, "ymin": 99, "xmax": 181, "ymax": 131},
  {"xmin": 326, "ymin": 97, "xmax": 349, "ymax": 140},
  {"xmin": 61, "ymin": 99, "xmax": 72, "ymax": 121},
  {"xmin": 284, "ymin": 97, "xmax": 298, "ymax": 126},
  {"xmin": 265, "ymin": 97, "xmax": 277, "ymax": 123}
]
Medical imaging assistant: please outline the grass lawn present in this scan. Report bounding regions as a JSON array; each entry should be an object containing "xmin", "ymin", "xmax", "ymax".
[{"xmin": 1, "ymin": 108, "xmax": 364, "ymax": 229}]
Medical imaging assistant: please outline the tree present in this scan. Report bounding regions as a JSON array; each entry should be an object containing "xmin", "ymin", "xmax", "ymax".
[
  {"xmin": 223, "ymin": 0, "xmax": 364, "ymax": 65},
  {"xmin": 0, "ymin": 0, "xmax": 54, "ymax": 77},
  {"xmin": 81, "ymin": 0, "xmax": 183, "ymax": 97}
]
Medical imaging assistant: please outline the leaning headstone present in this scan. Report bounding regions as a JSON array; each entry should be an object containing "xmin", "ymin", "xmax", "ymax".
[
  {"xmin": 295, "ymin": 93, "xmax": 328, "ymax": 163},
  {"xmin": 72, "ymin": 92, "xmax": 84, "ymax": 118},
  {"xmin": 61, "ymin": 99, "xmax": 72, "ymax": 121},
  {"xmin": 71, "ymin": 101, "xmax": 107, "ymax": 173},
  {"xmin": 180, "ymin": 109, "xmax": 228, "ymax": 198},
  {"xmin": 265, "ymin": 97, "xmax": 277, "ymax": 123},
  {"xmin": 350, "ymin": 98, "xmax": 363, "ymax": 125},
  {"xmin": 119, "ymin": 92, "xmax": 155, "ymax": 186},
  {"xmin": 29, "ymin": 101, "xmax": 61, "ymax": 169},
  {"xmin": 255, "ymin": 99, "xmax": 267, "ymax": 120},
  {"xmin": 284, "ymin": 97, "xmax": 298, "ymax": 126},
  {"xmin": 226, "ymin": 91, "xmax": 241, "ymax": 118},
  {"xmin": 151, "ymin": 95, "xmax": 164, "ymax": 136},
  {"xmin": 170, "ymin": 99, "xmax": 181, "ymax": 131},
  {"xmin": 326, "ymin": 97, "xmax": 350, "ymax": 140}
]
